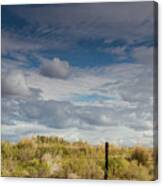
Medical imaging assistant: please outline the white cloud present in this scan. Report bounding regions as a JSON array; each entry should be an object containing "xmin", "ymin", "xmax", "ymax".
[
  {"xmin": 40, "ymin": 57, "xmax": 70, "ymax": 79},
  {"xmin": 2, "ymin": 70, "xmax": 31, "ymax": 97}
]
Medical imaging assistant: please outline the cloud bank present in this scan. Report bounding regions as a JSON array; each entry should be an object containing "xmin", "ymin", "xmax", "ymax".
[{"xmin": 2, "ymin": 48, "xmax": 154, "ymax": 146}]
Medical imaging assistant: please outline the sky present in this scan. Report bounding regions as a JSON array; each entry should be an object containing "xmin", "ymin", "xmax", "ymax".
[{"xmin": 1, "ymin": 2, "xmax": 156, "ymax": 146}]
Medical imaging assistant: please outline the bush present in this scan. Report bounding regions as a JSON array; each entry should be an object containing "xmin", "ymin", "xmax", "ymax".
[{"xmin": 131, "ymin": 147, "xmax": 149, "ymax": 166}]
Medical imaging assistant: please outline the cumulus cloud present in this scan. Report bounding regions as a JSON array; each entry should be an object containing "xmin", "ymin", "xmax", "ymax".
[
  {"xmin": 1, "ymin": 70, "xmax": 31, "ymax": 97},
  {"xmin": 40, "ymin": 57, "xmax": 70, "ymax": 79}
]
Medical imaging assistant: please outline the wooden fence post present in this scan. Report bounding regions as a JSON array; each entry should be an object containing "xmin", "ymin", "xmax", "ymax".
[{"xmin": 104, "ymin": 142, "xmax": 109, "ymax": 180}]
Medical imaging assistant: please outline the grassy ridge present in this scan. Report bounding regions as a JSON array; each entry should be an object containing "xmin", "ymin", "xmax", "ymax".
[{"xmin": 1, "ymin": 136, "xmax": 157, "ymax": 180}]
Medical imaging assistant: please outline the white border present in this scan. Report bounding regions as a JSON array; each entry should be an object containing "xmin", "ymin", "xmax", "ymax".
[{"xmin": 0, "ymin": 0, "xmax": 162, "ymax": 185}]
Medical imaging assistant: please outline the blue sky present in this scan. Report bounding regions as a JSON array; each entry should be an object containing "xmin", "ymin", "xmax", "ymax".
[{"xmin": 1, "ymin": 2, "xmax": 156, "ymax": 146}]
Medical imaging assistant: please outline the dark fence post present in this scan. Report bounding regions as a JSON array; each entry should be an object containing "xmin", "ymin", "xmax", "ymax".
[{"xmin": 104, "ymin": 142, "xmax": 109, "ymax": 180}]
